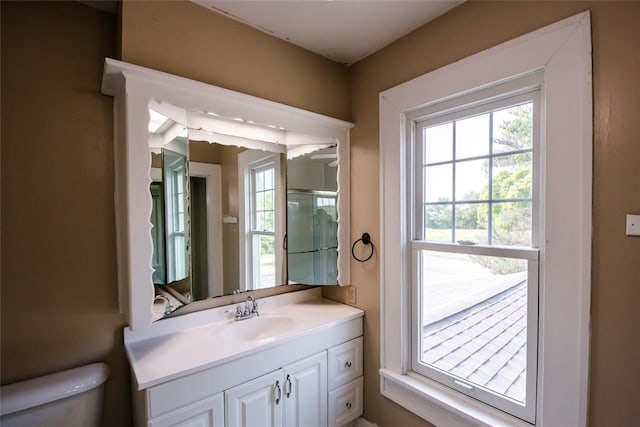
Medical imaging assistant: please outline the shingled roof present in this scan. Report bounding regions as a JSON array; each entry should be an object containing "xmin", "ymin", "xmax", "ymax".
[{"xmin": 422, "ymin": 280, "xmax": 528, "ymax": 403}]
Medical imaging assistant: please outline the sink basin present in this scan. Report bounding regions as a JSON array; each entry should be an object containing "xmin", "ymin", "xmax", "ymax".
[{"xmin": 212, "ymin": 315, "xmax": 296, "ymax": 342}]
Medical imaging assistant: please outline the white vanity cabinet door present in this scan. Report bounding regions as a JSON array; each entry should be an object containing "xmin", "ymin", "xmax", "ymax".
[
  {"xmin": 225, "ymin": 370, "xmax": 284, "ymax": 427},
  {"xmin": 149, "ymin": 393, "xmax": 224, "ymax": 427},
  {"xmin": 283, "ymin": 352, "xmax": 328, "ymax": 427}
]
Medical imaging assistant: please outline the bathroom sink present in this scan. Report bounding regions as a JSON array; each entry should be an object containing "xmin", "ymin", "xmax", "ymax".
[{"xmin": 212, "ymin": 315, "xmax": 296, "ymax": 342}]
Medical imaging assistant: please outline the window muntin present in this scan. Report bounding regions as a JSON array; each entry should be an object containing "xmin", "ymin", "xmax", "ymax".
[{"xmin": 411, "ymin": 91, "xmax": 540, "ymax": 423}]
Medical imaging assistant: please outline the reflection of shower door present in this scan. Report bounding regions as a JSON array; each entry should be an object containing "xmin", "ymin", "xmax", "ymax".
[{"xmin": 287, "ymin": 190, "xmax": 338, "ymax": 284}]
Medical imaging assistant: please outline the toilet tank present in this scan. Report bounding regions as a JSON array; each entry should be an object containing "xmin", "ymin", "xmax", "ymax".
[{"xmin": 0, "ymin": 363, "xmax": 109, "ymax": 427}]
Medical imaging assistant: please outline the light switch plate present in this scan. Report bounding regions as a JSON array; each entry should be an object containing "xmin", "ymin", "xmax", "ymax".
[{"xmin": 626, "ymin": 214, "xmax": 640, "ymax": 236}]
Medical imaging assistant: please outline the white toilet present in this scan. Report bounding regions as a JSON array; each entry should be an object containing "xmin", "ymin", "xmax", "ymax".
[{"xmin": 0, "ymin": 363, "xmax": 109, "ymax": 427}]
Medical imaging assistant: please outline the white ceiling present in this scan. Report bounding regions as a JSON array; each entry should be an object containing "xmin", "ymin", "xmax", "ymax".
[{"xmin": 193, "ymin": 1, "xmax": 465, "ymax": 66}]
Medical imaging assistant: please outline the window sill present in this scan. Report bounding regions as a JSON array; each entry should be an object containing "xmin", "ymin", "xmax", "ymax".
[{"xmin": 379, "ymin": 368, "xmax": 533, "ymax": 427}]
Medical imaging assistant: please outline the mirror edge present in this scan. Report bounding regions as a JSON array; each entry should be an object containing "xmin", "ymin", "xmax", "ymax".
[{"xmin": 336, "ymin": 132, "xmax": 350, "ymax": 286}]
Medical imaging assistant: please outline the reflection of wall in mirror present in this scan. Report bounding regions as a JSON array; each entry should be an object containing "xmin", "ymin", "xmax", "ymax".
[
  {"xmin": 151, "ymin": 152, "xmax": 162, "ymax": 168},
  {"xmin": 287, "ymin": 157, "xmax": 337, "ymax": 192},
  {"xmin": 190, "ymin": 140, "xmax": 242, "ymax": 295}
]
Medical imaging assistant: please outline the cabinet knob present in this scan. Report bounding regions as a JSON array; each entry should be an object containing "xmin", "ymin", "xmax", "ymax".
[
  {"xmin": 346, "ymin": 401, "xmax": 353, "ymax": 410},
  {"xmin": 344, "ymin": 360, "xmax": 352, "ymax": 368}
]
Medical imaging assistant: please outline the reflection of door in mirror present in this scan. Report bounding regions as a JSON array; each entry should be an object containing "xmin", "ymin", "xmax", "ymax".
[
  {"xmin": 189, "ymin": 162, "xmax": 224, "ymax": 300},
  {"xmin": 150, "ymin": 181, "xmax": 166, "ymax": 284},
  {"xmin": 287, "ymin": 146, "xmax": 339, "ymax": 285}
]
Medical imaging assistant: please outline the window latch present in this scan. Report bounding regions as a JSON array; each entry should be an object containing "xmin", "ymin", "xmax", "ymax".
[{"xmin": 454, "ymin": 379, "xmax": 475, "ymax": 391}]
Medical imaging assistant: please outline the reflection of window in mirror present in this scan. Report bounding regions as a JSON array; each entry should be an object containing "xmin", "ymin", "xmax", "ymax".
[
  {"xmin": 239, "ymin": 150, "xmax": 284, "ymax": 291},
  {"xmin": 164, "ymin": 146, "xmax": 189, "ymax": 284},
  {"xmin": 251, "ymin": 163, "xmax": 276, "ymax": 288}
]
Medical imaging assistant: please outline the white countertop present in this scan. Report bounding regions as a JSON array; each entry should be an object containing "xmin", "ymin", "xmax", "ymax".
[{"xmin": 124, "ymin": 288, "xmax": 363, "ymax": 389}]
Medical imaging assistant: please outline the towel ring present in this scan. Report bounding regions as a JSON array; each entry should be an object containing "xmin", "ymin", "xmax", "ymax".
[{"xmin": 351, "ymin": 232, "xmax": 374, "ymax": 263}]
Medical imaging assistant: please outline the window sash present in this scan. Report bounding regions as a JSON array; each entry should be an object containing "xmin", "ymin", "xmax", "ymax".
[
  {"xmin": 410, "ymin": 91, "xmax": 541, "ymax": 248},
  {"xmin": 250, "ymin": 164, "xmax": 275, "ymax": 233},
  {"xmin": 246, "ymin": 160, "xmax": 278, "ymax": 289},
  {"xmin": 411, "ymin": 241, "xmax": 539, "ymax": 422}
]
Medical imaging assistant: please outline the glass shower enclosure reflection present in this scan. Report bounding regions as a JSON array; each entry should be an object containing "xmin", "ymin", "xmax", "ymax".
[{"xmin": 287, "ymin": 190, "xmax": 338, "ymax": 284}]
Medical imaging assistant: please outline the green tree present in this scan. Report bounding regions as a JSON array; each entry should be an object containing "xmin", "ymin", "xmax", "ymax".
[
  {"xmin": 425, "ymin": 199, "xmax": 452, "ymax": 229},
  {"xmin": 472, "ymin": 104, "xmax": 533, "ymax": 274}
]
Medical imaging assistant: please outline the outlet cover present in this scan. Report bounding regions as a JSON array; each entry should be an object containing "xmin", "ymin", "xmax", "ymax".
[
  {"xmin": 348, "ymin": 287, "xmax": 357, "ymax": 305},
  {"xmin": 626, "ymin": 214, "xmax": 640, "ymax": 236}
]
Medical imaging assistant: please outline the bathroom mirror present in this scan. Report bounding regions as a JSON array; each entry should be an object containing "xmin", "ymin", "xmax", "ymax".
[
  {"xmin": 148, "ymin": 105, "xmax": 289, "ymax": 316},
  {"xmin": 148, "ymin": 104, "xmax": 342, "ymax": 319},
  {"xmin": 102, "ymin": 58, "xmax": 353, "ymax": 330}
]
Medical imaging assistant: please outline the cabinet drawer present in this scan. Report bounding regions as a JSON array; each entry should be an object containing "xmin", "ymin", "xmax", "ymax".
[
  {"xmin": 327, "ymin": 337, "xmax": 363, "ymax": 389},
  {"xmin": 328, "ymin": 377, "xmax": 363, "ymax": 427}
]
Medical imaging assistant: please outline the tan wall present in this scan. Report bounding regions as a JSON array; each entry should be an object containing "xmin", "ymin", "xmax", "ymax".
[
  {"xmin": 328, "ymin": 1, "xmax": 640, "ymax": 426},
  {"xmin": 0, "ymin": 2, "xmax": 130, "ymax": 426},
  {"xmin": 120, "ymin": 0, "xmax": 350, "ymax": 121}
]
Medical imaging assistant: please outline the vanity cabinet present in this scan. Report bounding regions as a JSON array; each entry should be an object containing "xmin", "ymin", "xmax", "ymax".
[
  {"xmin": 139, "ymin": 341, "xmax": 361, "ymax": 427},
  {"xmin": 126, "ymin": 290, "xmax": 364, "ymax": 427},
  {"xmin": 136, "ymin": 339, "xmax": 362, "ymax": 427}
]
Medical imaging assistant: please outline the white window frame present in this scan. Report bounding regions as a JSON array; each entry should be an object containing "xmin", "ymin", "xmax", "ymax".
[
  {"xmin": 164, "ymin": 153, "xmax": 189, "ymax": 283},
  {"xmin": 409, "ymin": 88, "xmax": 541, "ymax": 422},
  {"xmin": 380, "ymin": 12, "xmax": 592, "ymax": 427},
  {"xmin": 238, "ymin": 150, "xmax": 284, "ymax": 291},
  {"xmin": 250, "ymin": 161, "xmax": 276, "ymax": 287}
]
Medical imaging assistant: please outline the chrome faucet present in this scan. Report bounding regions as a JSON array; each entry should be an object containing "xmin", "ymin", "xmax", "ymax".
[
  {"xmin": 235, "ymin": 295, "xmax": 259, "ymax": 321},
  {"xmin": 154, "ymin": 295, "xmax": 173, "ymax": 315}
]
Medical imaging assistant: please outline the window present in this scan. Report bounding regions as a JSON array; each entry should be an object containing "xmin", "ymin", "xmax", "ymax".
[
  {"xmin": 380, "ymin": 12, "xmax": 591, "ymax": 427},
  {"xmin": 409, "ymin": 90, "xmax": 540, "ymax": 422},
  {"xmin": 164, "ymin": 150, "xmax": 189, "ymax": 283},
  {"xmin": 239, "ymin": 150, "xmax": 284, "ymax": 291},
  {"xmin": 250, "ymin": 163, "xmax": 276, "ymax": 288}
]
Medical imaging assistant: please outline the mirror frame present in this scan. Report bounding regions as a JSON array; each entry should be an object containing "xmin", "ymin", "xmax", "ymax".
[{"xmin": 102, "ymin": 58, "xmax": 353, "ymax": 330}]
